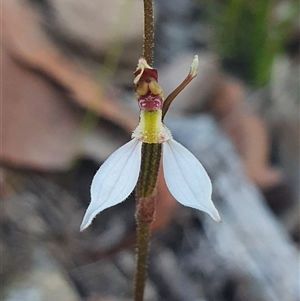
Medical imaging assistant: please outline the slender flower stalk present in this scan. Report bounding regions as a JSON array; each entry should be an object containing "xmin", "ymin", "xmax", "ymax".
[
  {"xmin": 134, "ymin": 142, "xmax": 161, "ymax": 301},
  {"xmin": 135, "ymin": 2, "xmax": 156, "ymax": 299},
  {"xmin": 80, "ymin": 2, "xmax": 220, "ymax": 301}
]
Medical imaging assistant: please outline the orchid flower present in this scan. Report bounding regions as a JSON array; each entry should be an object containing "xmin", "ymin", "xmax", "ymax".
[{"xmin": 80, "ymin": 56, "xmax": 220, "ymax": 231}]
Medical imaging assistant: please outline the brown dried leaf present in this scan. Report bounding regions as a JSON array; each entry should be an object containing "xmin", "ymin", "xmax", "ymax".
[{"xmin": 1, "ymin": 0, "xmax": 138, "ymax": 169}]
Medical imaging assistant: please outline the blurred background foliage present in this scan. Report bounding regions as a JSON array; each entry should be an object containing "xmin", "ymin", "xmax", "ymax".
[{"xmin": 204, "ymin": 0, "xmax": 299, "ymax": 86}]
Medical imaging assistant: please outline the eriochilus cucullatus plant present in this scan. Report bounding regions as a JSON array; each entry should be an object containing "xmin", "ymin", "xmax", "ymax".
[{"xmin": 80, "ymin": 1, "xmax": 220, "ymax": 300}]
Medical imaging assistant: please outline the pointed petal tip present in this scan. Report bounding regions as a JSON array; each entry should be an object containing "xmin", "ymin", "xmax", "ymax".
[
  {"xmin": 212, "ymin": 210, "xmax": 222, "ymax": 223},
  {"xmin": 208, "ymin": 201, "xmax": 221, "ymax": 223},
  {"xmin": 79, "ymin": 225, "xmax": 86, "ymax": 232},
  {"xmin": 79, "ymin": 217, "xmax": 91, "ymax": 232}
]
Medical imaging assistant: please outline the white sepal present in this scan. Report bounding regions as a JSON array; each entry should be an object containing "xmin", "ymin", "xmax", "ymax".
[
  {"xmin": 162, "ymin": 139, "xmax": 221, "ymax": 222},
  {"xmin": 80, "ymin": 138, "xmax": 142, "ymax": 231}
]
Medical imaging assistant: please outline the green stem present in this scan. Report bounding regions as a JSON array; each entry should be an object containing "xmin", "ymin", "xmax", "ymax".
[
  {"xmin": 136, "ymin": 143, "xmax": 161, "ymax": 199},
  {"xmin": 143, "ymin": 0, "xmax": 154, "ymax": 65},
  {"xmin": 134, "ymin": 143, "xmax": 161, "ymax": 301}
]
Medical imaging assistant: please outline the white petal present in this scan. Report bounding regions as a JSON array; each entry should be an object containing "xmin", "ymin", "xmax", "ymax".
[
  {"xmin": 162, "ymin": 139, "xmax": 221, "ymax": 222},
  {"xmin": 80, "ymin": 138, "xmax": 142, "ymax": 231}
]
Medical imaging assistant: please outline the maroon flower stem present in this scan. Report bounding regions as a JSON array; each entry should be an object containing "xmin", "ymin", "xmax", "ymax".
[
  {"xmin": 134, "ymin": 143, "xmax": 161, "ymax": 301},
  {"xmin": 143, "ymin": 0, "xmax": 154, "ymax": 66},
  {"xmin": 134, "ymin": 1, "xmax": 156, "ymax": 300}
]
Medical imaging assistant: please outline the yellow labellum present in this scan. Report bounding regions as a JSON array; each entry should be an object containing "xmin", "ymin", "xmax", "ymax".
[
  {"xmin": 132, "ymin": 109, "xmax": 171, "ymax": 143},
  {"xmin": 139, "ymin": 110, "xmax": 163, "ymax": 143}
]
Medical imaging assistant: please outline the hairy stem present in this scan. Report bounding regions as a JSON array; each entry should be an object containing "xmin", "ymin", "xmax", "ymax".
[
  {"xmin": 134, "ymin": 221, "xmax": 151, "ymax": 301},
  {"xmin": 136, "ymin": 143, "xmax": 161, "ymax": 199},
  {"xmin": 143, "ymin": 0, "xmax": 154, "ymax": 65},
  {"xmin": 134, "ymin": 1, "xmax": 156, "ymax": 300},
  {"xmin": 134, "ymin": 143, "xmax": 161, "ymax": 301}
]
